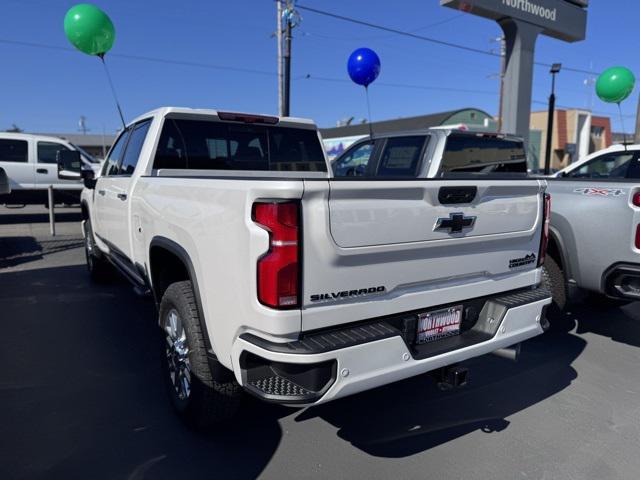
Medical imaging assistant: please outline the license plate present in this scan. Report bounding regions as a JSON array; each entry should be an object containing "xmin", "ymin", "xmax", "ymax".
[{"xmin": 416, "ymin": 305, "xmax": 463, "ymax": 344}]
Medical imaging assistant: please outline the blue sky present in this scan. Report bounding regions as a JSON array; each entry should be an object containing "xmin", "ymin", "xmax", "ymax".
[{"xmin": 1, "ymin": 0, "xmax": 638, "ymax": 134}]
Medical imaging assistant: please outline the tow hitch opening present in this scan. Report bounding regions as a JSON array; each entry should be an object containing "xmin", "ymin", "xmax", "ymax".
[{"xmin": 434, "ymin": 364, "xmax": 469, "ymax": 391}]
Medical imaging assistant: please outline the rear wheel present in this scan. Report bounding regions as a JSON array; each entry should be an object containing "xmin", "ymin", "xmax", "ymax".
[
  {"xmin": 542, "ymin": 255, "xmax": 566, "ymax": 319},
  {"xmin": 83, "ymin": 218, "xmax": 112, "ymax": 282},
  {"xmin": 160, "ymin": 281, "xmax": 242, "ymax": 429}
]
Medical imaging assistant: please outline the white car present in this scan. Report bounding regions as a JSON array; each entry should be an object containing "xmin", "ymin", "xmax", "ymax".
[
  {"xmin": 0, "ymin": 132, "xmax": 100, "ymax": 205},
  {"xmin": 77, "ymin": 107, "xmax": 551, "ymax": 428}
]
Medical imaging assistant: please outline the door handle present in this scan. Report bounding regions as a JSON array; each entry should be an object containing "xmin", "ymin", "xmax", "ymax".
[
  {"xmin": 117, "ymin": 193, "xmax": 128, "ymax": 201},
  {"xmin": 36, "ymin": 168, "xmax": 48, "ymax": 174},
  {"xmin": 98, "ymin": 190, "xmax": 106, "ymax": 196}
]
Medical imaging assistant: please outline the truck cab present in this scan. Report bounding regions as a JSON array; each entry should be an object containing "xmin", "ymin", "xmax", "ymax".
[{"xmin": 0, "ymin": 132, "xmax": 100, "ymax": 205}]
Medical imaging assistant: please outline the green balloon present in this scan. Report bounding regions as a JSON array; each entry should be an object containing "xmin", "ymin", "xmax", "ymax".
[
  {"xmin": 64, "ymin": 4, "xmax": 115, "ymax": 56},
  {"xmin": 595, "ymin": 66, "xmax": 635, "ymax": 104}
]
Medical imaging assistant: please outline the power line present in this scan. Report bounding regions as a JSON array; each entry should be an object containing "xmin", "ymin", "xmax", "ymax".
[
  {"xmin": 296, "ymin": 4, "xmax": 599, "ymax": 76},
  {"xmin": 0, "ymin": 37, "xmax": 497, "ymax": 96},
  {"xmin": 296, "ymin": 4, "xmax": 498, "ymax": 58},
  {"xmin": 0, "ymin": 38, "xmax": 276, "ymax": 77},
  {"xmin": 300, "ymin": 74, "xmax": 497, "ymax": 95}
]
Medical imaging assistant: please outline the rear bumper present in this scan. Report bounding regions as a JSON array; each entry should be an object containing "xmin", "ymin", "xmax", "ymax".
[{"xmin": 231, "ymin": 287, "xmax": 551, "ymax": 406}]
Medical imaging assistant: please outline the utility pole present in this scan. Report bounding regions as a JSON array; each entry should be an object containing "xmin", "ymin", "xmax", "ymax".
[
  {"xmin": 495, "ymin": 36, "xmax": 506, "ymax": 132},
  {"xmin": 276, "ymin": 0, "xmax": 284, "ymax": 116},
  {"xmin": 279, "ymin": 1, "xmax": 300, "ymax": 118},
  {"xmin": 282, "ymin": 1, "xmax": 293, "ymax": 117},
  {"xmin": 78, "ymin": 115, "xmax": 90, "ymax": 135}
]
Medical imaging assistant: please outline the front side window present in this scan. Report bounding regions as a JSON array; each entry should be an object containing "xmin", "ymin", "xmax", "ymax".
[
  {"xmin": 102, "ymin": 129, "xmax": 130, "ymax": 176},
  {"xmin": 440, "ymin": 133, "xmax": 528, "ymax": 177},
  {"xmin": 377, "ymin": 136, "xmax": 426, "ymax": 177},
  {"xmin": 333, "ymin": 142, "xmax": 374, "ymax": 177},
  {"xmin": 37, "ymin": 142, "xmax": 70, "ymax": 164},
  {"xmin": 153, "ymin": 119, "xmax": 327, "ymax": 172},
  {"xmin": 567, "ymin": 152, "xmax": 634, "ymax": 179},
  {"xmin": 119, "ymin": 120, "xmax": 151, "ymax": 175},
  {"xmin": 0, "ymin": 139, "xmax": 28, "ymax": 163}
]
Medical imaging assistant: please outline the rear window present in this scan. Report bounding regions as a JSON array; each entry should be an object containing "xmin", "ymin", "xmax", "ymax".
[
  {"xmin": 377, "ymin": 136, "xmax": 426, "ymax": 177},
  {"xmin": 439, "ymin": 133, "xmax": 527, "ymax": 177},
  {"xmin": 153, "ymin": 119, "xmax": 327, "ymax": 172}
]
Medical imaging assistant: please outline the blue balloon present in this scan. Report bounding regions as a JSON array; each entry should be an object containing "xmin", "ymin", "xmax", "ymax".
[{"xmin": 347, "ymin": 48, "xmax": 381, "ymax": 87}]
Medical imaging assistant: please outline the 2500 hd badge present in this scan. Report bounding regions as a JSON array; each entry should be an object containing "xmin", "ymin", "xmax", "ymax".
[{"xmin": 310, "ymin": 286, "xmax": 386, "ymax": 302}]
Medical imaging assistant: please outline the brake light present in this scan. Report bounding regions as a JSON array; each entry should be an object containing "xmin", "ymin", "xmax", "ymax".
[
  {"xmin": 538, "ymin": 193, "xmax": 551, "ymax": 267},
  {"xmin": 635, "ymin": 225, "xmax": 640, "ymax": 249},
  {"xmin": 633, "ymin": 192, "xmax": 640, "ymax": 207},
  {"xmin": 218, "ymin": 111, "xmax": 279, "ymax": 125},
  {"xmin": 253, "ymin": 201, "xmax": 300, "ymax": 308}
]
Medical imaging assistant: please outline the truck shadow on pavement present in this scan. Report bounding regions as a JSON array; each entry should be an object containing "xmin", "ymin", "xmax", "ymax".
[
  {"xmin": 0, "ymin": 264, "xmax": 290, "ymax": 480},
  {"xmin": 296, "ymin": 329, "xmax": 586, "ymax": 458},
  {"xmin": 0, "ymin": 236, "xmax": 84, "ymax": 269},
  {"xmin": 0, "ymin": 208, "xmax": 82, "ymax": 225},
  {"xmin": 568, "ymin": 301, "xmax": 640, "ymax": 348}
]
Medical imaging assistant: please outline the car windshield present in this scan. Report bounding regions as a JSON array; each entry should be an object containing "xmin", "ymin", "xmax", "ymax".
[{"xmin": 70, "ymin": 143, "xmax": 99, "ymax": 163}]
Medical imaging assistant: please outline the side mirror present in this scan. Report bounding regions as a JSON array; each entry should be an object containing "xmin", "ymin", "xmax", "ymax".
[
  {"xmin": 57, "ymin": 150, "xmax": 82, "ymax": 180},
  {"xmin": 81, "ymin": 169, "xmax": 96, "ymax": 189}
]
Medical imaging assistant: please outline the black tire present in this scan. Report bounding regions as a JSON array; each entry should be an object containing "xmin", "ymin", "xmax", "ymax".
[
  {"xmin": 542, "ymin": 255, "xmax": 566, "ymax": 318},
  {"xmin": 83, "ymin": 218, "xmax": 112, "ymax": 282},
  {"xmin": 159, "ymin": 281, "xmax": 242, "ymax": 428}
]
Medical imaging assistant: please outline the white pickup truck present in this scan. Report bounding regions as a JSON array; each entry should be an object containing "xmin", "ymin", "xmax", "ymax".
[
  {"xmin": 0, "ymin": 132, "xmax": 100, "ymax": 205},
  {"xmin": 74, "ymin": 107, "xmax": 551, "ymax": 428}
]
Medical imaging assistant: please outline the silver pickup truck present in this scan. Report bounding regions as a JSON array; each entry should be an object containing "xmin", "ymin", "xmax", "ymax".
[{"xmin": 543, "ymin": 144, "xmax": 640, "ymax": 313}]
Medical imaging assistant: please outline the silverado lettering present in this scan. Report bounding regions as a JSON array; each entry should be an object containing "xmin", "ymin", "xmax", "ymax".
[{"xmin": 310, "ymin": 286, "xmax": 386, "ymax": 302}]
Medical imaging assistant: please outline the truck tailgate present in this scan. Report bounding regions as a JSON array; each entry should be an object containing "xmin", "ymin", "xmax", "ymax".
[{"xmin": 301, "ymin": 179, "xmax": 545, "ymax": 331}]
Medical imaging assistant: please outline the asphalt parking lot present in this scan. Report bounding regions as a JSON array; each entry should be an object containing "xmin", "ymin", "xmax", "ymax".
[{"xmin": 2, "ymin": 206, "xmax": 640, "ymax": 480}]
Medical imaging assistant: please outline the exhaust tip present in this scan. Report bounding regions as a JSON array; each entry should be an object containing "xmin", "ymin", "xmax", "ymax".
[{"xmin": 492, "ymin": 343, "xmax": 521, "ymax": 362}]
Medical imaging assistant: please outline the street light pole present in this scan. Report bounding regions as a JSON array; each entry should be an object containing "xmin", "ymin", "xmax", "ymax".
[{"xmin": 544, "ymin": 63, "xmax": 562, "ymax": 175}]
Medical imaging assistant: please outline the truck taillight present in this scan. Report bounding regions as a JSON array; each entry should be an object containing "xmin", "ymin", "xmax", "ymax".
[
  {"xmin": 633, "ymin": 192, "xmax": 640, "ymax": 207},
  {"xmin": 253, "ymin": 201, "xmax": 300, "ymax": 309},
  {"xmin": 538, "ymin": 193, "xmax": 551, "ymax": 267}
]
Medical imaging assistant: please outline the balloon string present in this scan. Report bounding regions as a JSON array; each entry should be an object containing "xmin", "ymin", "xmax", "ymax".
[
  {"xmin": 100, "ymin": 55, "xmax": 126, "ymax": 129},
  {"xmin": 365, "ymin": 86, "xmax": 373, "ymax": 138},
  {"xmin": 617, "ymin": 102, "xmax": 628, "ymax": 152}
]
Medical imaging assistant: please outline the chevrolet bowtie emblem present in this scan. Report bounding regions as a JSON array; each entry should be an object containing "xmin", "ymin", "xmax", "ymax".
[{"xmin": 434, "ymin": 212, "xmax": 476, "ymax": 233}]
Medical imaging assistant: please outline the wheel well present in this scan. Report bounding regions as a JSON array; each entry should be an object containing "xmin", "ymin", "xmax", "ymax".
[
  {"xmin": 149, "ymin": 245, "xmax": 190, "ymax": 302},
  {"xmin": 80, "ymin": 202, "xmax": 89, "ymax": 221},
  {"xmin": 547, "ymin": 234, "xmax": 563, "ymax": 271}
]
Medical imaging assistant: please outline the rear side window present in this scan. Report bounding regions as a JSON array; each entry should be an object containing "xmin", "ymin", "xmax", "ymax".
[
  {"xmin": 439, "ymin": 133, "xmax": 527, "ymax": 177},
  {"xmin": 567, "ymin": 152, "xmax": 634, "ymax": 179},
  {"xmin": 102, "ymin": 129, "xmax": 130, "ymax": 176},
  {"xmin": 153, "ymin": 119, "xmax": 326, "ymax": 172},
  {"xmin": 377, "ymin": 136, "xmax": 426, "ymax": 177},
  {"xmin": 38, "ymin": 142, "xmax": 70, "ymax": 164},
  {"xmin": 119, "ymin": 120, "xmax": 151, "ymax": 175},
  {"xmin": 0, "ymin": 139, "xmax": 28, "ymax": 163}
]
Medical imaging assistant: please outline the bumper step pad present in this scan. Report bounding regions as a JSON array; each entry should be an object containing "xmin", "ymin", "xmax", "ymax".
[{"xmin": 249, "ymin": 375, "xmax": 311, "ymax": 398}]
